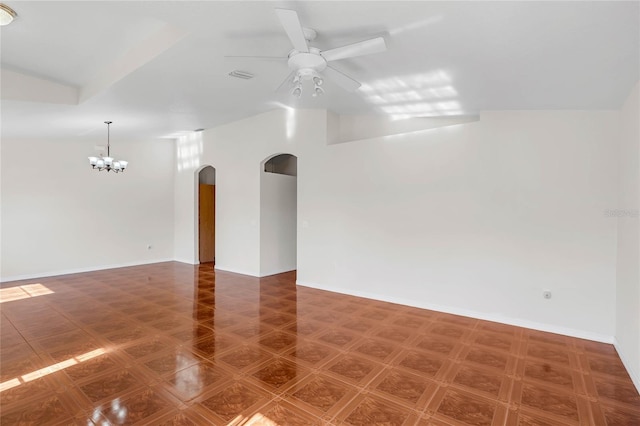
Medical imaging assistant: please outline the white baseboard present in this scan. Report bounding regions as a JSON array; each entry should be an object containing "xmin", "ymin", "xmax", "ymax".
[
  {"xmin": 1, "ymin": 258, "xmax": 175, "ymax": 283},
  {"xmin": 259, "ymin": 268, "xmax": 296, "ymax": 278},
  {"xmin": 173, "ymin": 258, "xmax": 198, "ymax": 265},
  {"xmin": 614, "ymin": 337, "xmax": 640, "ymax": 393},
  {"xmin": 214, "ymin": 265, "xmax": 259, "ymax": 277},
  {"xmin": 296, "ymin": 280, "xmax": 614, "ymax": 344},
  {"xmin": 1, "ymin": 260, "xmax": 261, "ymax": 283}
]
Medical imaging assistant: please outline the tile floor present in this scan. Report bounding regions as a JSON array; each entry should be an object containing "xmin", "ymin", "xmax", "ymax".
[{"xmin": 1, "ymin": 262, "xmax": 639, "ymax": 425}]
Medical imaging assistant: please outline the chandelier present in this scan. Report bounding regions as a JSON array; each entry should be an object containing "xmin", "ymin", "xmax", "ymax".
[{"xmin": 88, "ymin": 121, "xmax": 128, "ymax": 173}]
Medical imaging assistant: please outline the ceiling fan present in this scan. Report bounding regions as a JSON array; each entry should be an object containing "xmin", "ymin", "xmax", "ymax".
[{"xmin": 227, "ymin": 9, "xmax": 387, "ymax": 97}]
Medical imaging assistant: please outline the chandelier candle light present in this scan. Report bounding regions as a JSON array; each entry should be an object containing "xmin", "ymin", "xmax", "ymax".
[
  {"xmin": 88, "ymin": 121, "xmax": 128, "ymax": 173},
  {"xmin": 0, "ymin": 4, "xmax": 17, "ymax": 26}
]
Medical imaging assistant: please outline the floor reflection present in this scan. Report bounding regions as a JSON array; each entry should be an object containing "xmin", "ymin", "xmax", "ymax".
[{"xmin": 0, "ymin": 262, "xmax": 637, "ymax": 424}]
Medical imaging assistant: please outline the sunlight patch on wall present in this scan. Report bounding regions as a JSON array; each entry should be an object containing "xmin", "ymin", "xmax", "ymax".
[
  {"xmin": 285, "ymin": 107, "xmax": 297, "ymax": 141},
  {"xmin": 0, "ymin": 283, "xmax": 54, "ymax": 304},
  {"xmin": 0, "ymin": 348, "xmax": 106, "ymax": 393},
  {"xmin": 176, "ymin": 131, "xmax": 203, "ymax": 172},
  {"xmin": 270, "ymin": 102, "xmax": 298, "ymax": 141},
  {"xmin": 360, "ymin": 70, "xmax": 469, "ymax": 120}
]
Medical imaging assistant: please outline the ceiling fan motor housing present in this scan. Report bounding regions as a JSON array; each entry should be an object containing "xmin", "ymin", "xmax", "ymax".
[{"xmin": 288, "ymin": 47, "xmax": 327, "ymax": 76}]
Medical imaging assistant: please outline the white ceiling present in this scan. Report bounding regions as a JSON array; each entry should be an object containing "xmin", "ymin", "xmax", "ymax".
[{"xmin": 1, "ymin": 1, "xmax": 638, "ymax": 141}]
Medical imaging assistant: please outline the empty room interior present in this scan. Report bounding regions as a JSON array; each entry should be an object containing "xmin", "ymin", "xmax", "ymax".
[{"xmin": 1, "ymin": 1, "xmax": 639, "ymax": 425}]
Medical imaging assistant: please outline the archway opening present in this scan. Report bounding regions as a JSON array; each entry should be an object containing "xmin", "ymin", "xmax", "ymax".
[
  {"xmin": 264, "ymin": 154, "xmax": 297, "ymax": 176},
  {"xmin": 260, "ymin": 154, "xmax": 297, "ymax": 276},
  {"xmin": 198, "ymin": 166, "xmax": 216, "ymax": 264}
]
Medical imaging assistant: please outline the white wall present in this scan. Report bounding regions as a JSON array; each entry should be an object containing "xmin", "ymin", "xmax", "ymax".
[
  {"xmin": 615, "ymin": 82, "xmax": 640, "ymax": 389},
  {"xmin": 172, "ymin": 109, "xmax": 326, "ymax": 276},
  {"xmin": 298, "ymin": 111, "xmax": 619, "ymax": 342},
  {"xmin": 1, "ymin": 137, "xmax": 175, "ymax": 281},
  {"xmin": 172, "ymin": 108, "xmax": 619, "ymax": 342},
  {"xmin": 260, "ymin": 171, "xmax": 297, "ymax": 276},
  {"xmin": 173, "ymin": 134, "xmax": 201, "ymax": 264}
]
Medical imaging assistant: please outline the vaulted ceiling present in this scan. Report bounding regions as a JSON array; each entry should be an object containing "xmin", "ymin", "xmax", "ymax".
[{"xmin": 1, "ymin": 1, "xmax": 638, "ymax": 140}]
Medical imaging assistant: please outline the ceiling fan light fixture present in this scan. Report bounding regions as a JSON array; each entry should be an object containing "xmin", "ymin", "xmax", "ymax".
[
  {"xmin": 269, "ymin": 9, "xmax": 387, "ymax": 97},
  {"xmin": 312, "ymin": 85, "xmax": 324, "ymax": 97},
  {"xmin": 0, "ymin": 3, "xmax": 17, "ymax": 26}
]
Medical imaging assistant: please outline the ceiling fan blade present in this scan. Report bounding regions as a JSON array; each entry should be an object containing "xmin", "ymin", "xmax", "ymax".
[
  {"xmin": 275, "ymin": 9, "xmax": 309, "ymax": 53},
  {"xmin": 224, "ymin": 55, "xmax": 286, "ymax": 60},
  {"xmin": 321, "ymin": 37, "xmax": 387, "ymax": 62},
  {"xmin": 275, "ymin": 71, "xmax": 296, "ymax": 92},
  {"xmin": 324, "ymin": 66, "xmax": 361, "ymax": 92}
]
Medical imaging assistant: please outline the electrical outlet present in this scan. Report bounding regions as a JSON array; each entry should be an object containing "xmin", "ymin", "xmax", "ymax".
[{"xmin": 543, "ymin": 290, "xmax": 552, "ymax": 299}]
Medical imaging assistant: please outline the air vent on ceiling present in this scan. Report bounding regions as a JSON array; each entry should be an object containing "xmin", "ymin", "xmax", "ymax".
[{"xmin": 228, "ymin": 70, "xmax": 254, "ymax": 80}]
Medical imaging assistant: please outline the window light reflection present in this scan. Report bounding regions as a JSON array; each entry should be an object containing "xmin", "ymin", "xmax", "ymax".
[
  {"xmin": 0, "ymin": 378, "xmax": 21, "ymax": 393},
  {"xmin": 173, "ymin": 362, "xmax": 204, "ymax": 396},
  {"xmin": 176, "ymin": 131, "xmax": 203, "ymax": 172},
  {"xmin": 0, "ymin": 283, "xmax": 54, "ymax": 303},
  {"xmin": 368, "ymin": 86, "xmax": 458, "ymax": 104},
  {"xmin": 381, "ymin": 100, "xmax": 461, "ymax": 115},
  {"xmin": 361, "ymin": 70, "xmax": 471, "ymax": 120},
  {"xmin": 229, "ymin": 412, "xmax": 280, "ymax": 426},
  {"xmin": 388, "ymin": 15, "xmax": 444, "ymax": 36},
  {"xmin": 360, "ymin": 70, "xmax": 452, "ymax": 94},
  {"xmin": 270, "ymin": 102, "xmax": 298, "ymax": 141},
  {"xmin": 0, "ymin": 348, "xmax": 106, "ymax": 393}
]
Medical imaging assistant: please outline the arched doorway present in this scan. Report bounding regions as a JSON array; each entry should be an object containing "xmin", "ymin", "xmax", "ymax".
[
  {"xmin": 198, "ymin": 166, "xmax": 216, "ymax": 264},
  {"xmin": 260, "ymin": 154, "xmax": 297, "ymax": 276}
]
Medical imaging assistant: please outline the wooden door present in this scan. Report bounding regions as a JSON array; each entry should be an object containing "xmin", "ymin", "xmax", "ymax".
[{"xmin": 199, "ymin": 184, "xmax": 215, "ymax": 263}]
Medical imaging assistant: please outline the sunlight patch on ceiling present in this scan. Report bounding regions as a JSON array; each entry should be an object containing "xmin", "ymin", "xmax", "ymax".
[
  {"xmin": 367, "ymin": 86, "xmax": 458, "ymax": 104},
  {"xmin": 361, "ymin": 70, "xmax": 469, "ymax": 120},
  {"xmin": 388, "ymin": 15, "xmax": 444, "ymax": 36}
]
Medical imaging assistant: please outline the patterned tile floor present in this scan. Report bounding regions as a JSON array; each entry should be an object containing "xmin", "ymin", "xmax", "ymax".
[{"xmin": 1, "ymin": 262, "xmax": 639, "ymax": 425}]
